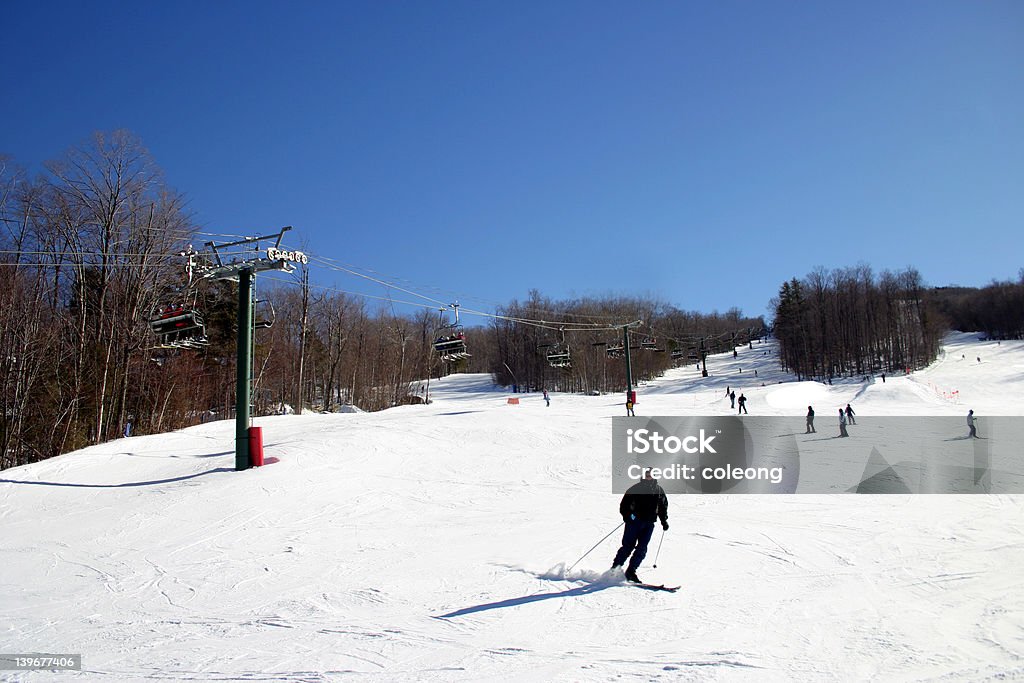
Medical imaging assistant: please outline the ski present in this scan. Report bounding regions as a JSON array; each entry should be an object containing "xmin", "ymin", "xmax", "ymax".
[{"xmin": 630, "ymin": 583, "xmax": 681, "ymax": 592}]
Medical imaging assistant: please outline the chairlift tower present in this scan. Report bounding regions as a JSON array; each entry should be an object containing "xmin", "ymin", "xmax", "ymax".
[
  {"xmin": 199, "ymin": 226, "xmax": 305, "ymax": 471},
  {"xmin": 622, "ymin": 321, "xmax": 642, "ymax": 407}
]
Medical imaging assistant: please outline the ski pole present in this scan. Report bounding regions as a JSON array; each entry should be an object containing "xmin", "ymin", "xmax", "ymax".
[
  {"xmin": 652, "ymin": 528, "xmax": 665, "ymax": 568},
  {"xmin": 566, "ymin": 522, "xmax": 623, "ymax": 574}
]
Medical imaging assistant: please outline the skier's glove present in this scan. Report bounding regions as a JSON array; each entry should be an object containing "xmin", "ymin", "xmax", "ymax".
[{"xmin": 662, "ymin": 521, "xmax": 669, "ymax": 531}]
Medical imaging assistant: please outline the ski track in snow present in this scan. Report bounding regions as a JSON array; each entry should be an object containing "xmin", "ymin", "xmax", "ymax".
[{"xmin": 1, "ymin": 332, "xmax": 1023, "ymax": 681}]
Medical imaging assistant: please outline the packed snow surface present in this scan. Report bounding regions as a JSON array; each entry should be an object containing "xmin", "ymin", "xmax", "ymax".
[{"xmin": 2, "ymin": 332, "xmax": 1022, "ymax": 681}]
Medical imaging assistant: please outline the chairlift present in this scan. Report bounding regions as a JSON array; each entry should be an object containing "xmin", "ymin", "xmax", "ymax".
[
  {"xmin": 434, "ymin": 331, "xmax": 469, "ymax": 361},
  {"xmin": 254, "ymin": 298, "xmax": 276, "ymax": 330},
  {"xmin": 546, "ymin": 346, "xmax": 571, "ymax": 368},
  {"xmin": 606, "ymin": 344, "xmax": 625, "ymax": 359},
  {"xmin": 149, "ymin": 304, "xmax": 209, "ymax": 350},
  {"xmin": 641, "ymin": 336, "xmax": 659, "ymax": 350},
  {"xmin": 149, "ymin": 261, "xmax": 207, "ymax": 350},
  {"xmin": 542, "ymin": 327, "xmax": 571, "ymax": 368},
  {"xmin": 434, "ymin": 303, "xmax": 470, "ymax": 361}
]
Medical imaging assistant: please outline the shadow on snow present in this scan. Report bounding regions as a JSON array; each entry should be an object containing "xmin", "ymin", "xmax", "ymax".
[
  {"xmin": 436, "ymin": 581, "xmax": 612, "ymax": 618},
  {"xmin": 0, "ymin": 466, "xmax": 233, "ymax": 488}
]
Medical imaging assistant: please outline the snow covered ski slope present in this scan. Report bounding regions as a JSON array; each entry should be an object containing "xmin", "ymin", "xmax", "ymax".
[{"xmin": 1, "ymin": 333, "xmax": 1022, "ymax": 681}]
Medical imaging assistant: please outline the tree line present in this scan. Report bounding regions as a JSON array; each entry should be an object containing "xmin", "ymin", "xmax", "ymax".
[
  {"xmin": 488, "ymin": 290, "xmax": 766, "ymax": 394},
  {"xmin": 1, "ymin": 132, "xmax": 198, "ymax": 468},
  {"xmin": 771, "ymin": 266, "xmax": 945, "ymax": 381},
  {"xmin": 0, "ymin": 132, "xmax": 469, "ymax": 469},
  {"xmin": 928, "ymin": 273, "xmax": 1024, "ymax": 340}
]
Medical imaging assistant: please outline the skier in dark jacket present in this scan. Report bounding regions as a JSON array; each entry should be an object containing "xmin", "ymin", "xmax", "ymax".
[{"xmin": 612, "ymin": 469, "xmax": 669, "ymax": 583}]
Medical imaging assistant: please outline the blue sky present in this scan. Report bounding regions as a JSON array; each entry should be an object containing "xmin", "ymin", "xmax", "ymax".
[{"xmin": 3, "ymin": 1, "xmax": 1022, "ymax": 321}]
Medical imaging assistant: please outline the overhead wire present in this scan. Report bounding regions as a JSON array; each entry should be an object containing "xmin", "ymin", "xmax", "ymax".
[
  {"xmin": 261, "ymin": 272, "xmax": 630, "ymax": 333},
  {"xmin": 305, "ymin": 252, "xmax": 503, "ymax": 310},
  {"xmin": 0, "ymin": 213, "xmax": 259, "ymax": 242},
  {"xmin": 300, "ymin": 252, "xmax": 628, "ymax": 331},
  {"xmin": 302, "ymin": 250, "xmax": 634, "ymax": 328},
  {"xmin": 305, "ymin": 250, "xmax": 630, "ymax": 323},
  {"xmin": 2, "ymin": 239, "xmax": 638, "ymax": 332}
]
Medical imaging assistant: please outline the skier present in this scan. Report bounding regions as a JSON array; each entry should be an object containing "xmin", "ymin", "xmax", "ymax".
[
  {"xmin": 543, "ymin": 389, "xmax": 550, "ymax": 407},
  {"xmin": 845, "ymin": 404, "xmax": 856, "ymax": 425},
  {"xmin": 737, "ymin": 393, "xmax": 748, "ymax": 414},
  {"xmin": 729, "ymin": 391, "xmax": 736, "ymax": 409},
  {"xmin": 626, "ymin": 398, "xmax": 635, "ymax": 417},
  {"xmin": 967, "ymin": 409, "xmax": 979, "ymax": 438},
  {"xmin": 806, "ymin": 406, "xmax": 816, "ymax": 433},
  {"xmin": 838, "ymin": 409, "xmax": 849, "ymax": 437},
  {"xmin": 612, "ymin": 469, "xmax": 669, "ymax": 584}
]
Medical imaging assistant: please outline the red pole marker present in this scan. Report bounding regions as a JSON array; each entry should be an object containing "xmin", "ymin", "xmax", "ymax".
[{"xmin": 248, "ymin": 426, "xmax": 264, "ymax": 467}]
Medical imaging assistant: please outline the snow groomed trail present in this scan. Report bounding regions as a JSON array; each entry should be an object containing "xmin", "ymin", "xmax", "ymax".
[{"xmin": 1, "ymin": 333, "xmax": 1022, "ymax": 681}]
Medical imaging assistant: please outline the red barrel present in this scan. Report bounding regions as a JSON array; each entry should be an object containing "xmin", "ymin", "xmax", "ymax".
[
  {"xmin": 249, "ymin": 426, "xmax": 264, "ymax": 467},
  {"xmin": 628, "ymin": 390, "xmax": 637, "ymax": 404}
]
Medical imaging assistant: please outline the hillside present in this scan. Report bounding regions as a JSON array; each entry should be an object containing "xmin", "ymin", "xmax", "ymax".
[{"xmin": 1, "ymin": 333, "xmax": 1022, "ymax": 681}]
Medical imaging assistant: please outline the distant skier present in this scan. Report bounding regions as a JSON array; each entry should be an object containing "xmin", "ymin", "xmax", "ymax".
[
  {"xmin": 845, "ymin": 404, "xmax": 856, "ymax": 425},
  {"xmin": 806, "ymin": 406, "xmax": 816, "ymax": 433},
  {"xmin": 612, "ymin": 469, "xmax": 669, "ymax": 584},
  {"xmin": 838, "ymin": 409, "xmax": 849, "ymax": 437},
  {"xmin": 729, "ymin": 391, "xmax": 736, "ymax": 409},
  {"xmin": 967, "ymin": 409, "xmax": 979, "ymax": 438},
  {"xmin": 977, "ymin": 357, "xmax": 981, "ymax": 363},
  {"xmin": 881, "ymin": 373, "xmax": 886, "ymax": 383},
  {"xmin": 737, "ymin": 393, "xmax": 748, "ymax": 414},
  {"xmin": 543, "ymin": 389, "xmax": 550, "ymax": 407},
  {"xmin": 626, "ymin": 399, "xmax": 635, "ymax": 417}
]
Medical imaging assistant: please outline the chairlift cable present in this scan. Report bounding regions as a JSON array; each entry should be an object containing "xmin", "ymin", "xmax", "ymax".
[{"xmin": 303, "ymin": 250, "xmax": 629, "ymax": 323}]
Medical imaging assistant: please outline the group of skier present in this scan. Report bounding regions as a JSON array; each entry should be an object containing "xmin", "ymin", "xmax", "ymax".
[
  {"xmin": 805, "ymin": 404, "xmax": 856, "ymax": 436},
  {"xmin": 806, "ymin": 405, "xmax": 981, "ymax": 439},
  {"xmin": 725, "ymin": 388, "xmax": 748, "ymax": 414}
]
